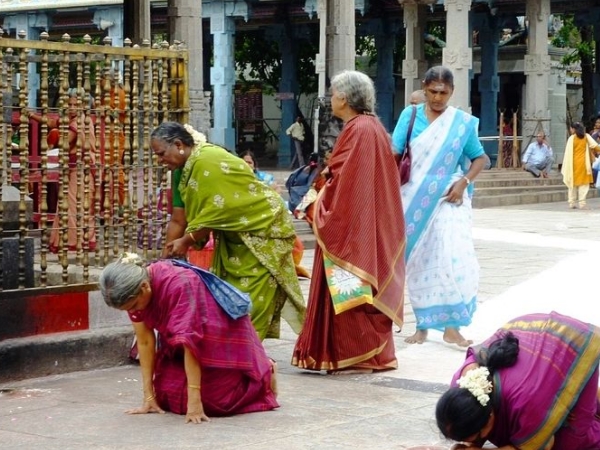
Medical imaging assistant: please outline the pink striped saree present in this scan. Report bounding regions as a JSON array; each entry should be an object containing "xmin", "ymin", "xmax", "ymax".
[
  {"xmin": 129, "ymin": 261, "xmax": 278, "ymax": 416},
  {"xmin": 452, "ymin": 312, "xmax": 600, "ymax": 450}
]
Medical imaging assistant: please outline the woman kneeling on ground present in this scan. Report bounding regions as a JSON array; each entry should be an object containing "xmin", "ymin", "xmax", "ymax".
[{"xmin": 100, "ymin": 253, "xmax": 279, "ymax": 424}]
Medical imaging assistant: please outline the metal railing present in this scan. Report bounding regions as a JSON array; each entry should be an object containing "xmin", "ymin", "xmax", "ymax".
[{"xmin": 0, "ymin": 31, "xmax": 188, "ymax": 294}]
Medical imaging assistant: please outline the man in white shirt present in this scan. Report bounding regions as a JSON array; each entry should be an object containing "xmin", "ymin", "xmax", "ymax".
[
  {"xmin": 522, "ymin": 132, "xmax": 553, "ymax": 178},
  {"xmin": 286, "ymin": 116, "xmax": 305, "ymax": 168}
]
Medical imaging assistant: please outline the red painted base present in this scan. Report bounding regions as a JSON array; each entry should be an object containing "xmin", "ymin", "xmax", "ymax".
[{"xmin": 0, "ymin": 292, "xmax": 89, "ymax": 340}]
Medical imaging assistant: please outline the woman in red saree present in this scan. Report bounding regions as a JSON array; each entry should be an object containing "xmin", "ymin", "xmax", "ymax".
[
  {"xmin": 99, "ymin": 253, "xmax": 278, "ymax": 423},
  {"xmin": 291, "ymin": 70, "xmax": 406, "ymax": 373},
  {"xmin": 436, "ymin": 312, "xmax": 600, "ymax": 449}
]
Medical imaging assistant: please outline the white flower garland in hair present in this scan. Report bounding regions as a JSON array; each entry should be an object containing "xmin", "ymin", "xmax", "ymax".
[
  {"xmin": 457, "ymin": 367, "xmax": 493, "ymax": 407},
  {"xmin": 183, "ymin": 123, "xmax": 207, "ymax": 146},
  {"xmin": 120, "ymin": 252, "xmax": 141, "ymax": 265}
]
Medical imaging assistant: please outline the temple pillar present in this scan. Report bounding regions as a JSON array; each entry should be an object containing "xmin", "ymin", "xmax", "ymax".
[
  {"xmin": 3, "ymin": 13, "xmax": 49, "ymax": 107},
  {"xmin": 123, "ymin": 0, "xmax": 150, "ymax": 44},
  {"xmin": 93, "ymin": 7, "xmax": 124, "ymax": 47},
  {"xmin": 313, "ymin": 0, "xmax": 327, "ymax": 155},
  {"xmin": 204, "ymin": 2, "xmax": 249, "ymax": 150},
  {"xmin": 268, "ymin": 24, "xmax": 299, "ymax": 168},
  {"xmin": 443, "ymin": 0, "xmax": 473, "ymax": 110},
  {"xmin": 168, "ymin": 0, "xmax": 210, "ymax": 135},
  {"xmin": 326, "ymin": 0, "xmax": 355, "ymax": 77},
  {"xmin": 475, "ymin": 12, "xmax": 500, "ymax": 160},
  {"xmin": 523, "ymin": 0, "xmax": 551, "ymax": 145},
  {"xmin": 399, "ymin": 1, "xmax": 428, "ymax": 106},
  {"xmin": 373, "ymin": 19, "xmax": 400, "ymax": 131},
  {"xmin": 548, "ymin": 59, "xmax": 567, "ymax": 164},
  {"xmin": 589, "ymin": 11, "xmax": 600, "ymax": 119}
]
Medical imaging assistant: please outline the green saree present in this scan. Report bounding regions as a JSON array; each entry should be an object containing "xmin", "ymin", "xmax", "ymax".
[{"xmin": 178, "ymin": 142, "xmax": 305, "ymax": 339}]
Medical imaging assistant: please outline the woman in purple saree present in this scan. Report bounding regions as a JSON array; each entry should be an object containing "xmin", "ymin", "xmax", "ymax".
[
  {"xmin": 99, "ymin": 253, "xmax": 278, "ymax": 424},
  {"xmin": 436, "ymin": 312, "xmax": 600, "ymax": 450}
]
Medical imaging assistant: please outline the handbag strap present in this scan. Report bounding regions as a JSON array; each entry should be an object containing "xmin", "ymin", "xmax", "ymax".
[{"xmin": 403, "ymin": 105, "xmax": 417, "ymax": 159}]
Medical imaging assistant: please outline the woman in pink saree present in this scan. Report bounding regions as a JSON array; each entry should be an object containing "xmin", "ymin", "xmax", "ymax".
[
  {"xmin": 436, "ymin": 312, "xmax": 600, "ymax": 449},
  {"xmin": 99, "ymin": 253, "xmax": 278, "ymax": 423}
]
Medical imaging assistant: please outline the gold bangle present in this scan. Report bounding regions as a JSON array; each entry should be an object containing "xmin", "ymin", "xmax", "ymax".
[
  {"xmin": 187, "ymin": 384, "xmax": 201, "ymax": 390},
  {"xmin": 189, "ymin": 232, "xmax": 197, "ymax": 243},
  {"xmin": 145, "ymin": 394, "xmax": 156, "ymax": 402}
]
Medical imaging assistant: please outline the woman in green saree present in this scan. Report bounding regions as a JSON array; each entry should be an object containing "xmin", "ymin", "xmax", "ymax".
[{"xmin": 151, "ymin": 122, "xmax": 305, "ymax": 340}]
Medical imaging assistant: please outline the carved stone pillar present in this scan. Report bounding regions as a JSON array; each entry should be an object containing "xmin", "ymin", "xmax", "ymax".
[
  {"xmin": 400, "ymin": 1, "xmax": 428, "ymax": 106},
  {"xmin": 168, "ymin": 0, "xmax": 210, "ymax": 135},
  {"xmin": 442, "ymin": 0, "xmax": 473, "ymax": 111},
  {"xmin": 523, "ymin": 0, "xmax": 551, "ymax": 144},
  {"xmin": 326, "ymin": 0, "xmax": 356, "ymax": 77},
  {"xmin": 548, "ymin": 59, "xmax": 567, "ymax": 164}
]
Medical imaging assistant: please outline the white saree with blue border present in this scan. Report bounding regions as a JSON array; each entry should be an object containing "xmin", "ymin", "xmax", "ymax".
[{"xmin": 402, "ymin": 106, "xmax": 479, "ymax": 331}]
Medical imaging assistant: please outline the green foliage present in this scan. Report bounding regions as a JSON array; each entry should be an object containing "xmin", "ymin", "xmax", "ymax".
[
  {"xmin": 550, "ymin": 15, "xmax": 595, "ymax": 66},
  {"xmin": 356, "ymin": 35, "xmax": 377, "ymax": 69},
  {"xmin": 235, "ymin": 30, "xmax": 280, "ymax": 95},
  {"xmin": 425, "ymin": 24, "xmax": 446, "ymax": 58},
  {"xmin": 234, "ymin": 28, "xmax": 318, "ymax": 97}
]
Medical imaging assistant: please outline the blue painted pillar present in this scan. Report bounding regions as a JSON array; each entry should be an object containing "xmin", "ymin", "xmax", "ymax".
[
  {"xmin": 272, "ymin": 25, "xmax": 298, "ymax": 168},
  {"xmin": 93, "ymin": 8, "xmax": 124, "ymax": 48},
  {"xmin": 476, "ymin": 13, "xmax": 499, "ymax": 160},
  {"xmin": 594, "ymin": 22, "xmax": 600, "ymax": 117},
  {"xmin": 4, "ymin": 13, "xmax": 49, "ymax": 107},
  {"xmin": 209, "ymin": 8, "xmax": 236, "ymax": 151},
  {"xmin": 373, "ymin": 19, "xmax": 399, "ymax": 132}
]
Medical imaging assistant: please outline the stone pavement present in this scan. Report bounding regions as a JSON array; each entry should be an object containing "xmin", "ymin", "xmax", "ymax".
[{"xmin": 3, "ymin": 197, "xmax": 600, "ymax": 450}]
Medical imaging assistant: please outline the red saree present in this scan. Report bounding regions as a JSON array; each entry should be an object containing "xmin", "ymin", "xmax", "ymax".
[
  {"xmin": 129, "ymin": 261, "xmax": 278, "ymax": 416},
  {"xmin": 292, "ymin": 113, "xmax": 406, "ymax": 371}
]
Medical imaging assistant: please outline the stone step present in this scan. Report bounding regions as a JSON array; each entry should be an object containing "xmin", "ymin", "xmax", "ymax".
[
  {"xmin": 472, "ymin": 189, "xmax": 599, "ymax": 208},
  {"xmin": 477, "ymin": 168, "xmax": 555, "ymax": 179},
  {"xmin": 475, "ymin": 177, "xmax": 563, "ymax": 188},
  {"xmin": 473, "ymin": 184, "xmax": 568, "ymax": 197}
]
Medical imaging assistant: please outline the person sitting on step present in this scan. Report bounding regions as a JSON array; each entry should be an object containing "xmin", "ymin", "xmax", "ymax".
[{"xmin": 522, "ymin": 132, "xmax": 553, "ymax": 178}]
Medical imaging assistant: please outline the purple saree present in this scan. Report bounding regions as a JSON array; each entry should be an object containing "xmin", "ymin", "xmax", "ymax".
[
  {"xmin": 451, "ymin": 312, "xmax": 600, "ymax": 450},
  {"xmin": 129, "ymin": 261, "xmax": 278, "ymax": 416}
]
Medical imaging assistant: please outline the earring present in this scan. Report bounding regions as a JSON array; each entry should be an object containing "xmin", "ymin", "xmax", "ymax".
[{"xmin": 179, "ymin": 149, "xmax": 184, "ymax": 155}]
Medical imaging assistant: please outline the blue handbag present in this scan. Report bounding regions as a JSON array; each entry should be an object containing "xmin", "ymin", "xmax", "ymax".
[{"xmin": 170, "ymin": 259, "xmax": 252, "ymax": 320}]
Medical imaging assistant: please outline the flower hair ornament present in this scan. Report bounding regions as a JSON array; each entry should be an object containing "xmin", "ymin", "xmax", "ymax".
[
  {"xmin": 183, "ymin": 123, "xmax": 207, "ymax": 146},
  {"xmin": 457, "ymin": 367, "xmax": 493, "ymax": 407},
  {"xmin": 119, "ymin": 252, "xmax": 143, "ymax": 266}
]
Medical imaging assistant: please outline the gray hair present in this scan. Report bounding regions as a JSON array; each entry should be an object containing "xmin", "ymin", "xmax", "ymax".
[
  {"xmin": 99, "ymin": 254, "xmax": 149, "ymax": 308},
  {"xmin": 150, "ymin": 121, "xmax": 195, "ymax": 147},
  {"xmin": 330, "ymin": 70, "xmax": 376, "ymax": 114}
]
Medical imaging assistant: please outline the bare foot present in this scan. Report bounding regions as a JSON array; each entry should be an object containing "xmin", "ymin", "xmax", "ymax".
[
  {"xmin": 269, "ymin": 359, "xmax": 278, "ymax": 397},
  {"xmin": 443, "ymin": 328, "xmax": 472, "ymax": 348},
  {"xmin": 327, "ymin": 369, "xmax": 374, "ymax": 376},
  {"xmin": 405, "ymin": 329, "xmax": 428, "ymax": 344}
]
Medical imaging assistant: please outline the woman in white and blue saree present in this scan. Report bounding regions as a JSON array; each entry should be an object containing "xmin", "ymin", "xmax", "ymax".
[{"xmin": 391, "ymin": 66, "xmax": 489, "ymax": 347}]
